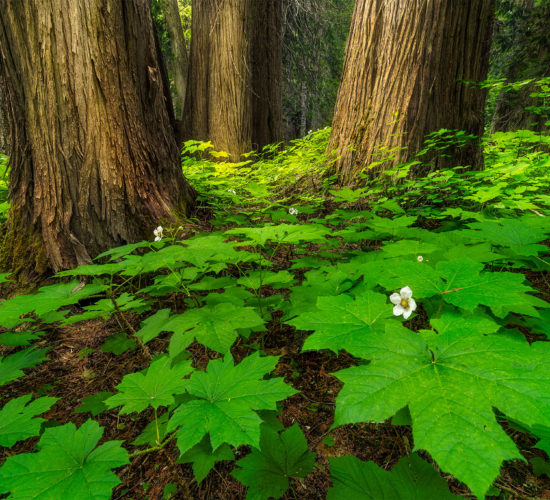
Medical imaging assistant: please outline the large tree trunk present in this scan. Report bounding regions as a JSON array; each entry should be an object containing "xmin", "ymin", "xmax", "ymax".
[
  {"xmin": 328, "ymin": 0, "xmax": 495, "ymax": 184},
  {"xmin": 160, "ymin": 0, "xmax": 189, "ymax": 121},
  {"xmin": 183, "ymin": 0, "xmax": 283, "ymax": 160},
  {"xmin": 0, "ymin": 0, "xmax": 196, "ymax": 277}
]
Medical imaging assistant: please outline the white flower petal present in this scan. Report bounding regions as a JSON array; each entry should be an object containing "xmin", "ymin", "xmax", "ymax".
[
  {"xmin": 409, "ymin": 298, "xmax": 417, "ymax": 312},
  {"xmin": 393, "ymin": 304, "xmax": 404, "ymax": 317},
  {"xmin": 390, "ymin": 293, "xmax": 402, "ymax": 305},
  {"xmin": 402, "ymin": 308, "xmax": 412, "ymax": 320},
  {"xmin": 417, "ymin": 255, "xmax": 423, "ymax": 262},
  {"xmin": 154, "ymin": 236, "xmax": 161, "ymax": 242},
  {"xmin": 400, "ymin": 286, "xmax": 413, "ymax": 299}
]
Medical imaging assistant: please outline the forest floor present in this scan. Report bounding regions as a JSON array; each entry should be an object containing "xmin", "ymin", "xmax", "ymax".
[
  {"xmin": 2, "ymin": 132, "xmax": 550, "ymax": 499},
  {"xmin": 1, "ymin": 207, "xmax": 550, "ymax": 500}
]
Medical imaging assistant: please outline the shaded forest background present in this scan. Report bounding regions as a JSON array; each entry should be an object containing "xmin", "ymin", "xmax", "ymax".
[{"xmin": 149, "ymin": 0, "xmax": 550, "ymax": 145}]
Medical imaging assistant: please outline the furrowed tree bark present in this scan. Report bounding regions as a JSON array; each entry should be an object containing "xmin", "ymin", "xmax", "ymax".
[
  {"xmin": 0, "ymin": 0, "xmax": 196, "ymax": 277},
  {"xmin": 328, "ymin": 0, "xmax": 495, "ymax": 184},
  {"xmin": 0, "ymin": 85, "xmax": 8, "ymax": 155},
  {"xmin": 160, "ymin": 0, "xmax": 189, "ymax": 120},
  {"xmin": 183, "ymin": 0, "xmax": 283, "ymax": 160}
]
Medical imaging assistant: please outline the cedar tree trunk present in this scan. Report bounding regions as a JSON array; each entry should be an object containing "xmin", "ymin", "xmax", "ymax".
[
  {"xmin": 161, "ymin": 0, "xmax": 189, "ymax": 120},
  {"xmin": 183, "ymin": 0, "xmax": 283, "ymax": 160},
  {"xmin": 328, "ymin": 0, "xmax": 495, "ymax": 184},
  {"xmin": 0, "ymin": 0, "xmax": 196, "ymax": 276}
]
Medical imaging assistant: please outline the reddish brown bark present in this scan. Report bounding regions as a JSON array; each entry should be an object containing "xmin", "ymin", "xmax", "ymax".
[
  {"xmin": 183, "ymin": 0, "xmax": 283, "ymax": 160},
  {"xmin": 0, "ymin": 0, "xmax": 195, "ymax": 277},
  {"xmin": 328, "ymin": 0, "xmax": 495, "ymax": 184}
]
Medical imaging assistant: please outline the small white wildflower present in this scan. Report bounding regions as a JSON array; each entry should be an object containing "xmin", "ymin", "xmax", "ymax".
[
  {"xmin": 288, "ymin": 207, "xmax": 299, "ymax": 215},
  {"xmin": 417, "ymin": 255, "xmax": 424, "ymax": 262},
  {"xmin": 389, "ymin": 286, "xmax": 417, "ymax": 320},
  {"xmin": 153, "ymin": 225, "xmax": 163, "ymax": 241},
  {"xmin": 308, "ymin": 129, "xmax": 312, "ymax": 134},
  {"xmin": 228, "ymin": 189, "xmax": 236, "ymax": 195}
]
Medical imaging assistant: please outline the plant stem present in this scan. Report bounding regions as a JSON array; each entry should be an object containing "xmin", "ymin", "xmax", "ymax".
[{"xmin": 154, "ymin": 408, "xmax": 161, "ymax": 446}]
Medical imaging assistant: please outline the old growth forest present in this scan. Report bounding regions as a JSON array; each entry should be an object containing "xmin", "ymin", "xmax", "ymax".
[{"xmin": 1, "ymin": 0, "xmax": 550, "ymax": 499}]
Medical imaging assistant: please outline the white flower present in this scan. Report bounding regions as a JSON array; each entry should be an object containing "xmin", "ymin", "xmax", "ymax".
[
  {"xmin": 153, "ymin": 226, "xmax": 163, "ymax": 241},
  {"xmin": 228, "ymin": 189, "xmax": 236, "ymax": 195},
  {"xmin": 417, "ymin": 255, "xmax": 424, "ymax": 262},
  {"xmin": 389, "ymin": 286, "xmax": 417, "ymax": 320},
  {"xmin": 288, "ymin": 207, "xmax": 299, "ymax": 215}
]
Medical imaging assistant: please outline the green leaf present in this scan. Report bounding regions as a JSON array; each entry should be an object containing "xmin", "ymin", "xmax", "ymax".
[
  {"xmin": 531, "ymin": 424, "xmax": 550, "ymax": 456},
  {"xmin": 530, "ymin": 457, "xmax": 550, "ymax": 478},
  {"xmin": 288, "ymin": 292, "xmax": 393, "ymax": 358},
  {"xmin": 106, "ymin": 357, "xmax": 192, "ymax": 414},
  {"xmin": 168, "ymin": 353, "xmax": 296, "ymax": 455},
  {"xmin": 74, "ymin": 392, "xmax": 114, "ymax": 417},
  {"xmin": 237, "ymin": 270, "xmax": 295, "ymax": 290},
  {"xmin": 437, "ymin": 258, "xmax": 547, "ymax": 317},
  {"xmin": 466, "ymin": 218, "xmax": 549, "ymax": 257},
  {"xmin": 377, "ymin": 260, "xmax": 445, "ymax": 298},
  {"xmin": 134, "ymin": 308, "xmax": 172, "ymax": 344},
  {"xmin": 226, "ymin": 223, "xmax": 330, "ymax": 246},
  {"xmin": 430, "ymin": 309, "xmax": 501, "ymax": 337},
  {"xmin": 0, "ymin": 419, "xmax": 129, "ymax": 499},
  {"xmin": 101, "ymin": 332, "xmax": 136, "ymax": 355},
  {"xmin": 0, "ymin": 394, "xmax": 57, "ymax": 447},
  {"xmin": 62, "ymin": 293, "xmax": 147, "ymax": 325},
  {"xmin": 177, "ymin": 436, "xmax": 234, "ymax": 483},
  {"xmin": 0, "ymin": 348, "xmax": 49, "ymax": 386},
  {"xmin": 166, "ymin": 302, "xmax": 265, "ymax": 355},
  {"xmin": 328, "ymin": 453, "xmax": 459, "ymax": 499},
  {"xmin": 0, "ymin": 330, "xmax": 46, "ymax": 347},
  {"xmin": 232, "ymin": 424, "xmax": 315, "ymax": 500},
  {"xmin": 0, "ymin": 281, "xmax": 105, "ymax": 328},
  {"xmin": 333, "ymin": 324, "xmax": 550, "ymax": 499}
]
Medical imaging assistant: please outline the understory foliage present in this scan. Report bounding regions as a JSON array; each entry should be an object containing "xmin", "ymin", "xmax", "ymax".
[{"xmin": 0, "ymin": 124, "xmax": 550, "ymax": 499}]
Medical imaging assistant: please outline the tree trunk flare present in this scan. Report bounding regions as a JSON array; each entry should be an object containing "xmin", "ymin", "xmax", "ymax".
[
  {"xmin": 0, "ymin": 0, "xmax": 196, "ymax": 276},
  {"xmin": 183, "ymin": 0, "xmax": 283, "ymax": 160},
  {"xmin": 161, "ymin": 0, "xmax": 189, "ymax": 121},
  {"xmin": 328, "ymin": 0, "xmax": 495, "ymax": 184}
]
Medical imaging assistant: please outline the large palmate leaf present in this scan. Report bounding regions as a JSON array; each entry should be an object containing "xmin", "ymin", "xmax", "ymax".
[
  {"xmin": 283, "ymin": 267, "xmax": 355, "ymax": 320},
  {"xmin": 225, "ymin": 223, "xmax": 330, "ymax": 246},
  {"xmin": 378, "ymin": 257, "xmax": 547, "ymax": 318},
  {"xmin": 328, "ymin": 454, "xmax": 459, "ymax": 499},
  {"xmin": 168, "ymin": 353, "xmax": 296, "ymax": 455},
  {"xmin": 166, "ymin": 302, "xmax": 265, "ymax": 355},
  {"xmin": 437, "ymin": 258, "xmax": 547, "ymax": 317},
  {"xmin": 0, "ymin": 420, "xmax": 129, "ymax": 499},
  {"xmin": 106, "ymin": 357, "xmax": 192, "ymax": 414},
  {"xmin": 288, "ymin": 292, "xmax": 394, "ymax": 357},
  {"xmin": 0, "ymin": 394, "xmax": 57, "ymax": 447},
  {"xmin": 232, "ymin": 424, "xmax": 315, "ymax": 500},
  {"xmin": 466, "ymin": 217, "xmax": 549, "ymax": 257},
  {"xmin": 0, "ymin": 281, "xmax": 105, "ymax": 328},
  {"xmin": 332, "ymin": 324, "xmax": 550, "ymax": 499},
  {"xmin": 0, "ymin": 348, "xmax": 49, "ymax": 386}
]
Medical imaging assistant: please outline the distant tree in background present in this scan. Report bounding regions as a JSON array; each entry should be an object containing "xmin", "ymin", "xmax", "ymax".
[
  {"xmin": 153, "ymin": 0, "xmax": 191, "ymax": 121},
  {"xmin": 183, "ymin": 0, "xmax": 283, "ymax": 160},
  {"xmin": 489, "ymin": 0, "xmax": 550, "ymax": 131},
  {"xmin": 0, "ymin": 0, "xmax": 195, "ymax": 277},
  {"xmin": 282, "ymin": 0, "xmax": 353, "ymax": 139},
  {"xmin": 328, "ymin": 0, "xmax": 495, "ymax": 185}
]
